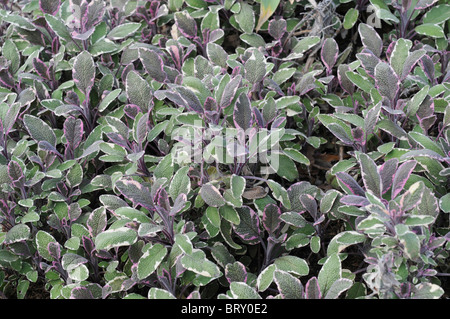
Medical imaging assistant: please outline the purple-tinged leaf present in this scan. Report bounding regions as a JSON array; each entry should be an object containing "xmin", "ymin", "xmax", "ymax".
[
  {"xmin": 70, "ymin": 287, "xmax": 94, "ymax": 299},
  {"xmin": 337, "ymin": 64, "xmax": 354, "ymax": 95},
  {"xmin": 305, "ymin": 276, "xmax": 321, "ymax": 299},
  {"xmin": 133, "ymin": 112, "xmax": 149, "ymax": 145},
  {"xmin": 2, "ymin": 102, "xmax": 21, "ymax": 135},
  {"xmin": 220, "ymin": 75, "xmax": 242, "ymax": 109},
  {"xmin": 47, "ymin": 242, "xmax": 61, "ymax": 261},
  {"xmin": 73, "ymin": 51, "xmax": 96, "ymax": 96},
  {"xmin": 174, "ymin": 11, "xmax": 197, "ymax": 38},
  {"xmin": 375, "ymin": 62, "xmax": 399, "ymax": 102},
  {"xmin": 340, "ymin": 195, "xmax": 370, "ymax": 207},
  {"xmin": 233, "ymin": 206, "xmax": 261, "ymax": 245},
  {"xmin": 268, "ymin": 18, "xmax": 287, "ymax": 40},
  {"xmin": 115, "ymin": 179, "xmax": 155, "ymax": 211},
  {"xmin": 225, "ymin": 261, "xmax": 248, "ymax": 283},
  {"xmin": 321, "ymin": 38, "xmax": 339, "ymax": 72},
  {"xmin": 124, "ymin": 104, "xmax": 141, "ymax": 119},
  {"xmin": 87, "ymin": 207, "xmax": 107, "ymax": 238},
  {"xmin": 139, "ymin": 48, "xmax": 167, "ymax": 83},
  {"xmin": 38, "ymin": 141, "xmax": 63, "ymax": 159},
  {"xmin": 233, "ymin": 92, "xmax": 253, "ymax": 131},
  {"xmin": 39, "ymin": 0, "xmax": 61, "ymax": 15},
  {"xmin": 262, "ymin": 204, "xmax": 281, "ymax": 234},
  {"xmin": 33, "ymin": 58, "xmax": 51, "ymax": 81},
  {"xmin": 8, "ymin": 160, "xmax": 24, "ymax": 187},
  {"xmin": 253, "ymin": 106, "xmax": 265, "ymax": 128},
  {"xmin": 364, "ymin": 102, "xmax": 381, "ymax": 136},
  {"xmin": 174, "ymin": 86, "xmax": 203, "ymax": 114},
  {"xmin": 68, "ymin": 202, "xmax": 82, "ymax": 222},
  {"xmin": 379, "ymin": 158, "xmax": 399, "ymax": 195},
  {"xmin": 392, "ymin": 160, "xmax": 417, "ymax": 199},
  {"xmin": 64, "ymin": 117, "xmax": 84, "ymax": 150},
  {"xmin": 299, "ymin": 194, "xmax": 318, "ymax": 220},
  {"xmin": 83, "ymin": 0, "xmax": 106, "ymax": 30},
  {"xmin": 359, "ymin": 153, "xmax": 382, "ymax": 197},
  {"xmin": 415, "ymin": 0, "xmax": 438, "ymax": 9},
  {"xmin": 419, "ymin": 55, "xmax": 435, "ymax": 84},
  {"xmin": 358, "ymin": 23, "xmax": 382, "ymax": 57},
  {"xmin": 327, "ymin": 123, "xmax": 354, "ymax": 145},
  {"xmin": 336, "ymin": 172, "xmax": 365, "ymax": 197},
  {"xmin": 356, "ymin": 50, "xmax": 380, "ymax": 77}
]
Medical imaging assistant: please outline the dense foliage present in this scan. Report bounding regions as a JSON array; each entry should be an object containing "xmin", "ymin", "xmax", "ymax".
[{"xmin": 0, "ymin": 0, "xmax": 449, "ymax": 299}]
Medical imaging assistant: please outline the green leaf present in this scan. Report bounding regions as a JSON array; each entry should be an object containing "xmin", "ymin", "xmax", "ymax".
[
  {"xmin": 343, "ymin": 8, "xmax": 359, "ymax": 29},
  {"xmin": 115, "ymin": 207, "xmax": 152, "ymax": 224},
  {"xmin": 181, "ymin": 249, "xmax": 222, "ymax": 278},
  {"xmin": 415, "ymin": 24, "xmax": 445, "ymax": 38},
  {"xmin": 318, "ymin": 253, "xmax": 341, "ymax": 296},
  {"xmin": 169, "ymin": 166, "xmax": 191, "ymax": 200},
  {"xmin": 154, "ymin": 153, "xmax": 173, "ymax": 179},
  {"xmin": 235, "ymin": 1, "xmax": 255, "ymax": 33},
  {"xmin": 229, "ymin": 282, "xmax": 261, "ymax": 299},
  {"xmin": 5, "ymin": 224, "xmax": 30, "ymax": 244},
  {"xmin": 398, "ymin": 231, "xmax": 420, "ymax": 260},
  {"xmin": 73, "ymin": 51, "xmax": 96, "ymax": 96},
  {"xmin": 440, "ymin": 193, "xmax": 450, "ymax": 213},
  {"xmin": 66, "ymin": 163, "xmax": 83, "ymax": 188},
  {"xmin": 148, "ymin": 288, "xmax": 176, "ymax": 299},
  {"xmin": 137, "ymin": 244, "xmax": 167, "ymax": 280},
  {"xmin": 98, "ymin": 89, "xmax": 121, "ymax": 112},
  {"xmin": 107, "ymin": 22, "xmax": 141, "ymax": 40},
  {"xmin": 36, "ymin": 230, "xmax": 58, "ymax": 261},
  {"xmin": 423, "ymin": 4, "xmax": 450, "ymax": 24},
  {"xmin": 94, "ymin": 227, "xmax": 138, "ymax": 251},
  {"xmin": 272, "ymin": 154, "xmax": 299, "ymax": 182},
  {"xmin": 283, "ymin": 148, "xmax": 310, "ymax": 166},
  {"xmin": 257, "ymin": 264, "xmax": 276, "ymax": 292},
  {"xmin": 274, "ymin": 255, "xmax": 309, "ymax": 277},
  {"xmin": 200, "ymin": 183, "xmax": 226, "ymax": 207},
  {"xmin": 324, "ymin": 278, "xmax": 353, "ymax": 299},
  {"xmin": 273, "ymin": 270, "xmax": 304, "ymax": 299},
  {"xmin": 23, "ymin": 114, "xmax": 57, "ymax": 147},
  {"xmin": 256, "ymin": 0, "xmax": 281, "ymax": 32}
]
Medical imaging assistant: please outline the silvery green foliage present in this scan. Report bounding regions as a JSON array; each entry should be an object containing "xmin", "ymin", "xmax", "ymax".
[{"xmin": 0, "ymin": 0, "xmax": 448, "ymax": 300}]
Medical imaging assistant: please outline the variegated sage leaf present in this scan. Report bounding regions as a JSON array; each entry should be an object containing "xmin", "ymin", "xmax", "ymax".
[
  {"xmin": 359, "ymin": 153, "xmax": 382, "ymax": 197},
  {"xmin": 94, "ymin": 227, "xmax": 138, "ymax": 251},
  {"xmin": 321, "ymin": 38, "xmax": 339, "ymax": 71},
  {"xmin": 274, "ymin": 270, "xmax": 304, "ymax": 299},
  {"xmin": 391, "ymin": 160, "xmax": 417, "ymax": 199},
  {"xmin": 174, "ymin": 11, "xmax": 197, "ymax": 38},
  {"xmin": 139, "ymin": 48, "xmax": 167, "ymax": 83},
  {"xmin": 200, "ymin": 183, "xmax": 226, "ymax": 207},
  {"xmin": 39, "ymin": 0, "xmax": 61, "ymax": 15},
  {"xmin": 244, "ymin": 49, "xmax": 266, "ymax": 84},
  {"xmin": 358, "ymin": 23, "xmax": 382, "ymax": 57},
  {"xmin": 126, "ymin": 70, "xmax": 152, "ymax": 113},
  {"xmin": 23, "ymin": 114, "xmax": 57, "ymax": 147},
  {"xmin": 73, "ymin": 51, "xmax": 96, "ymax": 96},
  {"xmin": 374, "ymin": 61, "xmax": 399, "ymax": 102},
  {"xmin": 233, "ymin": 92, "xmax": 253, "ymax": 131},
  {"xmin": 233, "ymin": 206, "xmax": 260, "ymax": 245}
]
